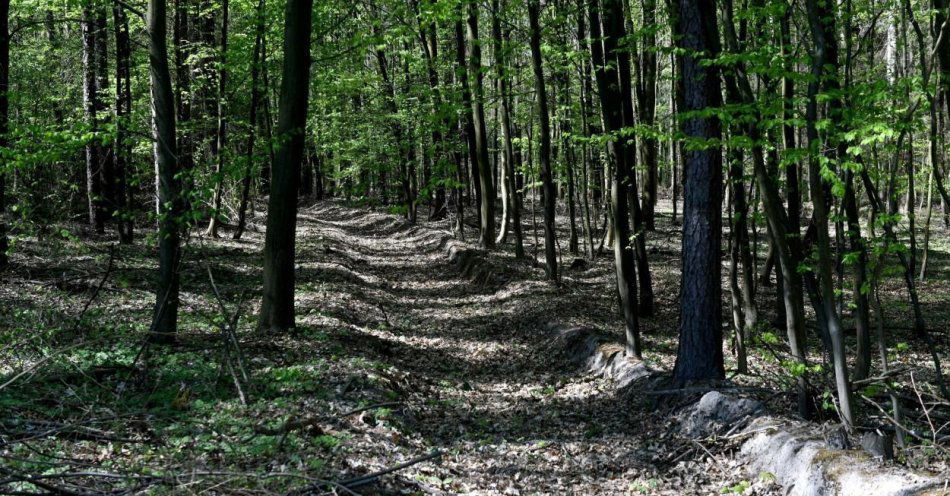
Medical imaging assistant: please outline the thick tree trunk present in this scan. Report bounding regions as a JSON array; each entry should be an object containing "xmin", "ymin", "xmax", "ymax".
[
  {"xmin": 258, "ymin": 0, "xmax": 313, "ymax": 332},
  {"xmin": 148, "ymin": 0, "xmax": 183, "ymax": 342},
  {"xmin": 671, "ymin": 0, "xmax": 724, "ymax": 383}
]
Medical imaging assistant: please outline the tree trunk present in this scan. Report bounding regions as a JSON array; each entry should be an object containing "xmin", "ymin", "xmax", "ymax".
[
  {"xmin": 113, "ymin": 1, "xmax": 133, "ymax": 244},
  {"xmin": 234, "ymin": 0, "xmax": 266, "ymax": 240},
  {"xmin": 148, "ymin": 0, "xmax": 183, "ymax": 342},
  {"xmin": 671, "ymin": 0, "xmax": 724, "ymax": 383},
  {"xmin": 492, "ymin": 1, "xmax": 524, "ymax": 256},
  {"xmin": 588, "ymin": 0, "xmax": 641, "ymax": 357},
  {"xmin": 82, "ymin": 5, "xmax": 104, "ymax": 234},
  {"xmin": 206, "ymin": 0, "xmax": 229, "ymax": 237},
  {"xmin": 258, "ymin": 0, "xmax": 313, "ymax": 332},
  {"xmin": 174, "ymin": 0, "xmax": 195, "ymax": 218},
  {"xmin": 467, "ymin": 1, "xmax": 495, "ymax": 248},
  {"xmin": 455, "ymin": 19, "xmax": 480, "ymax": 215},
  {"xmin": 0, "ymin": 0, "xmax": 7, "ymax": 269},
  {"xmin": 637, "ymin": 0, "xmax": 658, "ymax": 231},
  {"xmin": 805, "ymin": 0, "xmax": 854, "ymax": 427},
  {"xmin": 94, "ymin": 7, "xmax": 116, "ymax": 223},
  {"xmin": 528, "ymin": 0, "xmax": 557, "ymax": 281}
]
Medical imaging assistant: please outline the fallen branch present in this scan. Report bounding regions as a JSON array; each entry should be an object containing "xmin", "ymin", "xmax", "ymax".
[{"xmin": 337, "ymin": 450, "xmax": 442, "ymax": 489}]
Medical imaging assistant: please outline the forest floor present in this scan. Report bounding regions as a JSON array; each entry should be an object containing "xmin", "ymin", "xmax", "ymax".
[{"xmin": 1, "ymin": 197, "xmax": 948, "ymax": 495}]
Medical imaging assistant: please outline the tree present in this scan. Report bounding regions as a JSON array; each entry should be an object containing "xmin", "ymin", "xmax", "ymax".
[
  {"xmin": 82, "ymin": 3, "xmax": 104, "ymax": 234},
  {"xmin": 466, "ymin": 0, "xmax": 495, "ymax": 248},
  {"xmin": 804, "ymin": 0, "xmax": 853, "ymax": 427},
  {"xmin": 234, "ymin": 0, "xmax": 266, "ymax": 240},
  {"xmin": 528, "ymin": 0, "xmax": 557, "ymax": 281},
  {"xmin": 0, "ymin": 0, "xmax": 7, "ymax": 269},
  {"xmin": 206, "ymin": 0, "xmax": 230, "ymax": 237},
  {"xmin": 671, "ymin": 0, "xmax": 724, "ymax": 383},
  {"xmin": 113, "ymin": 0, "xmax": 133, "ymax": 244},
  {"xmin": 588, "ymin": 0, "xmax": 641, "ymax": 357},
  {"xmin": 148, "ymin": 0, "xmax": 183, "ymax": 342},
  {"xmin": 258, "ymin": 0, "xmax": 313, "ymax": 332}
]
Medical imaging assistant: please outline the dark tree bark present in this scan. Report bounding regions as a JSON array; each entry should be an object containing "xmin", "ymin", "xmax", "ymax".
[
  {"xmin": 604, "ymin": 0, "xmax": 654, "ymax": 317},
  {"xmin": 234, "ymin": 0, "xmax": 266, "ymax": 240},
  {"xmin": 148, "ymin": 0, "xmax": 183, "ymax": 342},
  {"xmin": 467, "ymin": 1, "xmax": 495, "ymax": 248},
  {"xmin": 528, "ymin": 0, "xmax": 557, "ymax": 281},
  {"xmin": 174, "ymin": 0, "xmax": 195, "ymax": 216},
  {"xmin": 588, "ymin": 0, "xmax": 641, "ymax": 357},
  {"xmin": 454, "ymin": 19, "xmax": 480, "ymax": 215},
  {"xmin": 258, "ymin": 0, "xmax": 313, "ymax": 332},
  {"xmin": 0, "ymin": 0, "xmax": 7, "ymax": 269},
  {"xmin": 671, "ymin": 0, "xmax": 724, "ymax": 383},
  {"xmin": 94, "ymin": 7, "xmax": 116, "ymax": 223},
  {"xmin": 113, "ymin": 1, "xmax": 133, "ymax": 244},
  {"xmin": 206, "ymin": 0, "xmax": 229, "ymax": 237}
]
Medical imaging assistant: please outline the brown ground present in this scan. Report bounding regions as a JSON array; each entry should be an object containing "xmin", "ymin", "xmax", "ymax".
[{"xmin": 0, "ymin": 197, "xmax": 947, "ymax": 495}]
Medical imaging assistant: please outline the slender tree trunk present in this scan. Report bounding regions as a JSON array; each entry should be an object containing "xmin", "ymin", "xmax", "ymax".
[
  {"xmin": 637, "ymin": 0, "xmax": 658, "ymax": 231},
  {"xmin": 0, "ymin": 0, "xmax": 8, "ymax": 269},
  {"xmin": 671, "ymin": 0, "xmax": 724, "ymax": 383},
  {"xmin": 148, "ymin": 0, "xmax": 183, "ymax": 342},
  {"xmin": 467, "ymin": 1, "xmax": 495, "ymax": 248},
  {"xmin": 588, "ymin": 0, "xmax": 641, "ymax": 357},
  {"xmin": 174, "ymin": 0, "xmax": 195, "ymax": 218},
  {"xmin": 206, "ymin": 0, "xmax": 229, "ymax": 237},
  {"xmin": 605, "ymin": 0, "xmax": 653, "ymax": 316},
  {"xmin": 528, "ymin": 0, "xmax": 557, "ymax": 281},
  {"xmin": 113, "ymin": 1, "xmax": 133, "ymax": 244},
  {"xmin": 805, "ymin": 0, "xmax": 854, "ymax": 427},
  {"xmin": 492, "ymin": 3, "xmax": 524, "ymax": 256},
  {"xmin": 920, "ymin": 108, "xmax": 935, "ymax": 280},
  {"xmin": 258, "ymin": 0, "xmax": 313, "ymax": 332},
  {"xmin": 94, "ymin": 8, "xmax": 115, "ymax": 223},
  {"xmin": 234, "ymin": 0, "xmax": 266, "ymax": 240},
  {"xmin": 455, "ymin": 19, "xmax": 480, "ymax": 215},
  {"xmin": 82, "ymin": 5, "xmax": 104, "ymax": 233}
]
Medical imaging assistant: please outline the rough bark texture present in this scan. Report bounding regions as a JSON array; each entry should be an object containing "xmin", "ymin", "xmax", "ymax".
[
  {"xmin": 672, "ymin": 0, "xmax": 724, "ymax": 383},
  {"xmin": 258, "ymin": 0, "xmax": 313, "ymax": 332}
]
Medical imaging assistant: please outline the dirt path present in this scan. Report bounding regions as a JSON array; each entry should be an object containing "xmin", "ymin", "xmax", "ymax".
[{"xmin": 287, "ymin": 202, "xmax": 761, "ymax": 495}]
